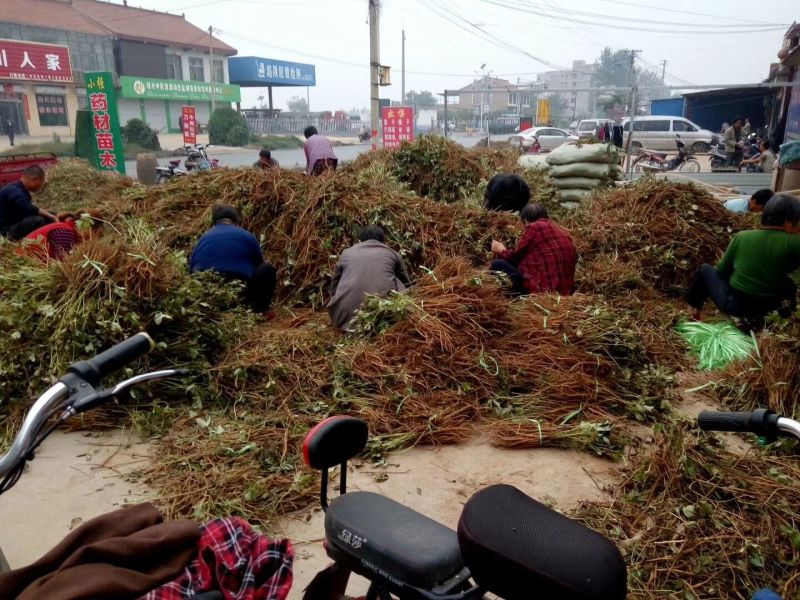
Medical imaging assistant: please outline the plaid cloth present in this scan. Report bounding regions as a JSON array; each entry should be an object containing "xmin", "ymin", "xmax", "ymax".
[
  {"xmin": 497, "ymin": 218, "xmax": 576, "ymax": 295},
  {"xmin": 140, "ymin": 518, "xmax": 293, "ymax": 600}
]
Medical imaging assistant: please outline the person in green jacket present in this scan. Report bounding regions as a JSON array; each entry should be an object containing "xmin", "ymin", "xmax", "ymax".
[{"xmin": 686, "ymin": 193, "xmax": 800, "ymax": 322}]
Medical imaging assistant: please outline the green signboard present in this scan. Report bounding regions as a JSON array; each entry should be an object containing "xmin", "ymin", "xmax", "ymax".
[
  {"xmin": 119, "ymin": 76, "xmax": 241, "ymax": 103},
  {"xmin": 84, "ymin": 71, "xmax": 125, "ymax": 175}
]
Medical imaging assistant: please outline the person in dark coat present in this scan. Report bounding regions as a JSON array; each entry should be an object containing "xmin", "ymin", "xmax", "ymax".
[
  {"xmin": 4, "ymin": 118, "xmax": 14, "ymax": 147},
  {"xmin": 483, "ymin": 174, "xmax": 530, "ymax": 212},
  {"xmin": 0, "ymin": 165, "xmax": 55, "ymax": 237},
  {"xmin": 190, "ymin": 205, "xmax": 277, "ymax": 317},
  {"xmin": 328, "ymin": 225, "xmax": 411, "ymax": 331}
]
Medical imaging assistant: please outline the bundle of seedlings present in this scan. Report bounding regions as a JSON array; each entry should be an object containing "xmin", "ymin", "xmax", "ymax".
[
  {"xmin": 566, "ymin": 177, "xmax": 747, "ymax": 296},
  {"xmin": 36, "ymin": 158, "xmax": 138, "ymax": 212},
  {"xmin": 576, "ymin": 424, "xmax": 800, "ymax": 599}
]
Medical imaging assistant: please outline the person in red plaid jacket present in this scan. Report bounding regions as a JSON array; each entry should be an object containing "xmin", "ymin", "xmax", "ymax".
[{"xmin": 490, "ymin": 203, "xmax": 577, "ymax": 296}]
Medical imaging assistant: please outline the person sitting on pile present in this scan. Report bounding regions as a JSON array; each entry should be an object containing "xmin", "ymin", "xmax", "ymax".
[
  {"xmin": 724, "ymin": 188, "xmax": 774, "ymax": 215},
  {"xmin": 20, "ymin": 209, "xmax": 103, "ymax": 261},
  {"xmin": 483, "ymin": 174, "xmax": 530, "ymax": 212},
  {"xmin": 303, "ymin": 126, "xmax": 338, "ymax": 175},
  {"xmin": 490, "ymin": 203, "xmax": 577, "ymax": 296},
  {"xmin": 0, "ymin": 165, "xmax": 56, "ymax": 237},
  {"xmin": 686, "ymin": 193, "xmax": 800, "ymax": 323},
  {"xmin": 328, "ymin": 225, "xmax": 411, "ymax": 331},
  {"xmin": 253, "ymin": 148, "xmax": 279, "ymax": 170},
  {"xmin": 190, "ymin": 205, "xmax": 277, "ymax": 318}
]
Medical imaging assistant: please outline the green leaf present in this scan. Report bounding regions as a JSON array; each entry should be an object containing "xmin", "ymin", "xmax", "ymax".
[{"xmin": 681, "ymin": 504, "xmax": 696, "ymax": 519}]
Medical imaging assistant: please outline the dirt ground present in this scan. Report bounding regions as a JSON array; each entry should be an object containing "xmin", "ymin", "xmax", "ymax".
[
  {"xmin": 0, "ymin": 381, "xmax": 728, "ymax": 598},
  {"xmin": 0, "ymin": 429, "xmax": 618, "ymax": 598}
]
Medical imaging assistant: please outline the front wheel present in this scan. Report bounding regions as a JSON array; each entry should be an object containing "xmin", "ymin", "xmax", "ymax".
[
  {"xmin": 155, "ymin": 174, "xmax": 169, "ymax": 185},
  {"xmin": 679, "ymin": 159, "xmax": 701, "ymax": 173}
]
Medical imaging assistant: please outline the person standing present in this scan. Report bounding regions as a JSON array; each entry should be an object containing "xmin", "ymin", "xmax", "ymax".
[
  {"xmin": 328, "ymin": 225, "xmax": 411, "ymax": 331},
  {"xmin": 742, "ymin": 118, "xmax": 752, "ymax": 138},
  {"xmin": 303, "ymin": 126, "xmax": 338, "ymax": 175},
  {"xmin": 490, "ymin": 203, "xmax": 577, "ymax": 296},
  {"xmin": 724, "ymin": 117, "xmax": 744, "ymax": 169},
  {"xmin": 190, "ymin": 205, "xmax": 277, "ymax": 317},
  {"xmin": 4, "ymin": 117, "xmax": 14, "ymax": 147},
  {"xmin": 0, "ymin": 165, "xmax": 56, "ymax": 237}
]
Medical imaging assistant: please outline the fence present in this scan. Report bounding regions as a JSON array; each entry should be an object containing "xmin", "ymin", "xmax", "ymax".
[{"xmin": 246, "ymin": 117, "xmax": 364, "ymax": 137}]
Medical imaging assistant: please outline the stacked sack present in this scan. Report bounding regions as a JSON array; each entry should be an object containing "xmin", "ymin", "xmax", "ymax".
[{"xmin": 544, "ymin": 143, "xmax": 622, "ymax": 203}]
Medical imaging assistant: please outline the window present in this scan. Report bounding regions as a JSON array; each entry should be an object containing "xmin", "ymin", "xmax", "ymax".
[
  {"xmin": 167, "ymin": 54, "xmax": 183, "ymax": 80},
  {"xmin": 579, "ymin": 121, "xmax": 596, "ymax": 132},
  {"xmin": 640, "ymin": 120, "xmax": 670, "ymax": 132},
  {"xmin": 36, "ymin": 94, "xmax": 68, "ymax": 127},
  {"xmin": 189, "ymin": 57, "xmax": 205, "ymax": 81},
  {"xmin": 672, "ymin": 119, "xmax": 697, "ymax": 133},
  {"xmin": 212, "ymin": 59, "xmax": 224, "ymax": 84},
  {"xmin": 508, "ymin": 92, "xmax": 518, "ymax": 106}
]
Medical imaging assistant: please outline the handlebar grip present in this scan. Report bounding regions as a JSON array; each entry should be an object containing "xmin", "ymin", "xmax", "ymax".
[
  {"xmin": 698, "ymin": 408, "xmax": 779, "ymax": 438},
  {"xmin": 697, "ymin": 411, "xmax": 753, "ymax": 432},
  {"xmin": 66, "ymin": 333, "xmax": 155, "ymax": 386}
]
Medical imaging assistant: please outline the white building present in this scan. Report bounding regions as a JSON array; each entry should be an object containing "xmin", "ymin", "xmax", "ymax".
[{"xmin": 537, "ymin": 60, "xmax": 595, "ymax": 119}]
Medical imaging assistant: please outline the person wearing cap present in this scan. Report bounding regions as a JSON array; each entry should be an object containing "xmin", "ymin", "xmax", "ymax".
[{"xmin": 253, "ymin": 148, "xmax": 279, "ymax": 170}]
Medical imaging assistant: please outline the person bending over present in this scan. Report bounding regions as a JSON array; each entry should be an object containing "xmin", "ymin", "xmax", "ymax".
[
  {"xmin": 724, "ymin": 188, "xmax": 774, "ymax": 215},
  {"xmin": 303, "ymin": 126, "xmax": 338, "ymax": 175},
  {"xmin": 20, "ymin": 209, "xmax": 103, "ymax": 261},
  {"xmin": 490, "ymin": 203, "xmax": 576, "ymax": 296},
  {"xmin": 190, "ymin": 205, "xmax": 277, "ymax": 317},
  {"xmin": 686, "ymin": 193, "xmax": 800, "ymax": 322},
  {"xmin": 0, "ymin": 165, "xmax": 55, "ymax": 237},
  {"xmin": 483, "ymin": 174, "xmax": 531, "ymax": 212},
  {"xmin": 328, "ymin": 225, "xmax": 411, "ymax": 331}
]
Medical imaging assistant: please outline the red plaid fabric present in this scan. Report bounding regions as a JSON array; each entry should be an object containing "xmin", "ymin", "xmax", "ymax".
[
  {"xmin": 140, "ymin": 518, "xmax": 293, "ymax": 600},
  {"xmin": 498, "ymin": 219, "xmax": 577, "ymax": 295}
]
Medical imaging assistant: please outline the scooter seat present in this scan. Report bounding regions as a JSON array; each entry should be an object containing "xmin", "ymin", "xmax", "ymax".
[{"xmin": 325, "ymin": 491, "xmax": 463, "ymax": 589}]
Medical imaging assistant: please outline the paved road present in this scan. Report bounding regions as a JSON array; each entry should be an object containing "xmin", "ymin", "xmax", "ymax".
[
  {"xmin": 645, "ymin": 172, "xmax": 773, "ymax": 197},
  {"xmin": 122, "ymin": 134, "xmax": 501, "ymax": 179}
]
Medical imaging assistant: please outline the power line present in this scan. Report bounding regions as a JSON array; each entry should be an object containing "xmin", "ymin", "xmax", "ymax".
[{"xmin": 590, "ymin": 0, "xmax": 783, "ymax": 26}]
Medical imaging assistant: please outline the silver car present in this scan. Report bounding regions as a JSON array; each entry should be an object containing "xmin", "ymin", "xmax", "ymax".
[{"xmin": 508, "ymin": 127, "xmax": 578, "ymax": 151}]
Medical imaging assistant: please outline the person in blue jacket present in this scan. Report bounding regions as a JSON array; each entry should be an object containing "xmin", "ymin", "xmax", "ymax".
[{"xmin": 190, "ymin": 205, "xmax": 277, "ymax": 316}]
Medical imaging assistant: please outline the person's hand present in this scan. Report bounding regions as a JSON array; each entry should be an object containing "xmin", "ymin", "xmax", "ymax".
[{"xmin": 491, "ymin": 240, "xmax": 506, "ymax": 254}]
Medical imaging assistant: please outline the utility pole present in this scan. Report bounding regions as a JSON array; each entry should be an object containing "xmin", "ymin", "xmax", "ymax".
[
  {"xmin": 660, "ymin": 60, "xmax": 667, "ymax": 86},
  {"xmin": 623, "ymin": 49, "xmax": 640, "ymax": 177},
  {"xmin": 208, "ymin": 25, "xmax": 215, "ymax": 113},
  {"xmin": 369, "ymin": 0, "xmax": 381, "ymax": 150},
  {"xmin": 401, "ymin": 29, "xmax": 406, "ymax": 105}
]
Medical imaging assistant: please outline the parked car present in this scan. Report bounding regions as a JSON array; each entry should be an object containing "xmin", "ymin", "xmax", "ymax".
[
  {"xmin": 508, "ymin": 126, "xmax": 577, "ymax": 151},
  {"xmin": 576, "ymin": 118, "xmax": 616, "ymax": 139},
  {"xmin": 620, "ymin": 116, "xmax": 717, "ymax": 153}
]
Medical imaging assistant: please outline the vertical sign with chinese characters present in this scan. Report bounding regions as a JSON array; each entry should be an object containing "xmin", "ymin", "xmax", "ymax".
[
  {"xmin": 84, "ymin": 71, "xmax": 125, "ymax": 174},
  {"xmin": 381, "ymin": 106, "xmax": 415, "ymax": 149},
  {"xmin": 181, "ymin": 105, "xmax": 197, "ymax": 145}
]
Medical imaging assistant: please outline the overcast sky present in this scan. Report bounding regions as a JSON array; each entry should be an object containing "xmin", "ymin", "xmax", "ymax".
[{"xmin": 125, "ymin": 0, "xmax": 796, "ymax": 111}]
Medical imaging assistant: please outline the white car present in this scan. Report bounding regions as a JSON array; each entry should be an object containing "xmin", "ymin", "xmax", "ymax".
[{"xmin": 508, "ymin": 127, "xmax": 578, "ymax": 151}]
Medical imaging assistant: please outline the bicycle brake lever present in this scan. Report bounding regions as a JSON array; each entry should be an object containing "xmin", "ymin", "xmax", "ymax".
[{"xmin": 68, "ymin": 369, "xmax": 190, "ymax": 415}]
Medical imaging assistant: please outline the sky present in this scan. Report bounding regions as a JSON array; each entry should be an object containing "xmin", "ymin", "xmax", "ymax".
[{"xmin": 121, "ymin": 0, "xmax": 797, "ymax": 112}]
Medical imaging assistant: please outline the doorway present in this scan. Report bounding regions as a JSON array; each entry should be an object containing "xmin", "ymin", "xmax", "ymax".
[{"xmin": 0, "ymin": 94, "xmax": 30, "ymax": 139}]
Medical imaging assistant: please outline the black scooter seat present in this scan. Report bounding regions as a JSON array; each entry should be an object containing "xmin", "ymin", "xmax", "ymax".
[{"xmin": 324, "ymin": 491, "xmax": 463, "ymax": 589}]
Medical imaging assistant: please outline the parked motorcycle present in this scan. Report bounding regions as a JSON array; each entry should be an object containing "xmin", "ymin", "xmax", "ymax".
[
  {"xmin": 709, "ymin": 141, "xmax": 729, "ymax": 170},
  {"xmin": 633, "ymin": 135, "xmax": 700, "ymax": 173},
  {"xmin": 154, "ymin": 158, "xmax": 186, "ymax": 184},
  {"xmin": 358, "ymin": 129, "xmax": 371, "ymax": 143}
]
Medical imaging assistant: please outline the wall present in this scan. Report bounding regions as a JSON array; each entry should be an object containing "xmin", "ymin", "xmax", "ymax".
[
  {"xmin": 115, "ymin": 40, "xmax": 167, "ymax": 78},
  {"xmin": 684, "ymin": 90, "xmax": 774, "ymax": 132},
  {"xmin": 650, "ymin": 97, "xmax": 685, "ymax": 117}
]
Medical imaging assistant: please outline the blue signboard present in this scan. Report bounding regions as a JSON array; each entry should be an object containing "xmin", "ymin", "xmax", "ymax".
[{"xmin": 228, "ymin": 56, "xmax": 316, "ymax": 87}]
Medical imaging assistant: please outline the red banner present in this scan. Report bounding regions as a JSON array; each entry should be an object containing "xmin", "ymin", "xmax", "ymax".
[
  {"xmin": 381, "ymin": 106, "xmax": 415, "ymax": 149},
  {"xmin": 22, "ymin": 94, "xmax": 30, "ymax": 120},
  {"xmin": 181, "ymin": 105, "xmax": 197, "ymax": 145},
  {"xmin": 0, "ymin": 39, "xmax": 73, "ymax": 83}
]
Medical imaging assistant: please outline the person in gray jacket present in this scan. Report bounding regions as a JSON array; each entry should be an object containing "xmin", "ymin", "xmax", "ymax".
[{"xmin": 328, "ymin": 225, "xmax": 411, "ymax": 331}]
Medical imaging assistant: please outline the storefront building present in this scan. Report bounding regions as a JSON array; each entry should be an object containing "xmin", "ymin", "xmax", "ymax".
[
  {"xmin": 1, "ymin": 0, "xmax": 238, "ymax": 140},
  {"xmin": 118, "ymin": 76, "xmax": 241, "ymax": 132}
]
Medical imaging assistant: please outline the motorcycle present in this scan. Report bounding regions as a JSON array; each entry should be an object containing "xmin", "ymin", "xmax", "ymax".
[
  {"xmin": 0, "ymin": 335, "xmax": 629, "ymax": 600},
  {"xmin": 633, "ymin": 135, "xmax": 700, "ymax": 174},
  {"xmin": 154, "ymin": 158, "xmax": 187, "ymax": 184},
  {"xmin": 359, "ymin": 129, "xmax": 371, "ymax": 143},
  {"xmin": 709, "ymin": 141, "xmax": 729, "ymax": 171}
]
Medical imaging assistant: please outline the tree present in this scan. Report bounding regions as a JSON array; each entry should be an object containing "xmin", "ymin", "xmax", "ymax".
[
  {"xmin": 287, "ymin": 95, "xmax": 308, "ymax": 113},
  {"xmin": 404, "ymin": 90, "xmax": 437, "ymax": 106},
  {"xmin": 208, "ymin": 107, "xmax": 249, "ymax": 146}
]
